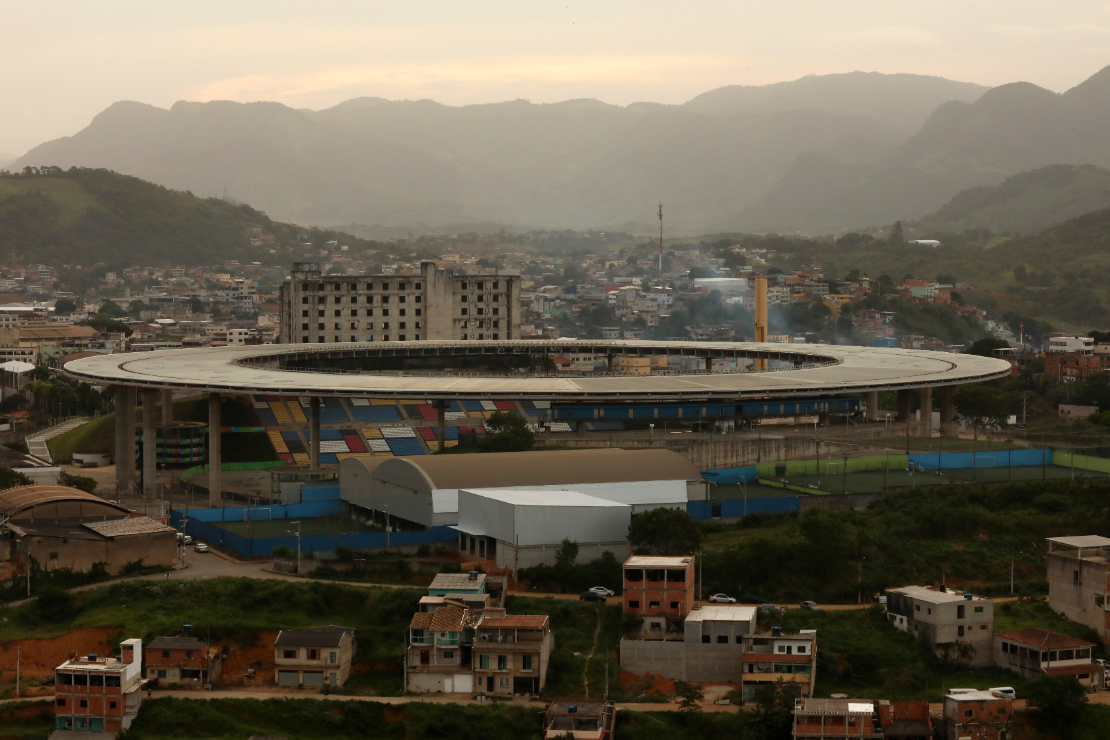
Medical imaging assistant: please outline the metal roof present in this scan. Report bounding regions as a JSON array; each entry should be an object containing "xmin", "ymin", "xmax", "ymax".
[
  {"xmin": 1046, "ymin": 535, "xmax": 1110, "ymax": 549},
  {"xmin": 886, "ymin": 585, "xmax": 987, "ymax": 604},
  {"xmin": 348, "ymin": 449, "xmax": 703, "ymax": 493},
  {"xmin": 430, "ymin": 573, "xmax": 487, "ymax": 591},
  {"xmin": 624, "ymin": 555, "xmax": 694, "ymax": 567},
  {"xmin": 459, "ymin": 489, "xmax": 631, "ymax": 508},
  {"xmin": 478, "ymin": 614, "xmax": 549, "ymax": 629},
  {"xmin": 83, "ymin": 516, "xmax": 175, "ymax": 538},
  {"xmin": 996, "ymin": 628, "xmax": 1094, "ymax": 651},
  {"xmin": 0, "ymin": 485, "xmax": 128, "ymax": 518},
  {"xmin": 684, "ymin": 605, "xmax": 758, "ymax": 623},
  {"xmin": 62, "ymin": 340, "xmax": 1011, "ymax": 401},
  {"xmin": 274, "ymin": 625, "xmax": 354, "ymax": 648}
]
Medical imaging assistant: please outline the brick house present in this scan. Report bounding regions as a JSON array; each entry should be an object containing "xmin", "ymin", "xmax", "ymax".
[
  {"xmin": 941, "ymin": 690, "xmax": 1013, "ymax": 740},
  {"xmin": 994, "ymin": 627, "xmax": 1101, "ymax": 688},
  {"xmin": 274, "ymin": 625, "xmax": 356, "ymax": 689},
  {"xmin": 145, "ymin": 635, "xmax": 222, "ymax": 686},
  {"xmin": 472, "ymin": 612, "xmax": 554, "ymax": 696},
  {"xmin": 622, "ymin": 555, "xmax": 696, "ymax": 638},
  {"xmin": 54, "ymin": 638, "xmax": 144, "ymax": 734}
]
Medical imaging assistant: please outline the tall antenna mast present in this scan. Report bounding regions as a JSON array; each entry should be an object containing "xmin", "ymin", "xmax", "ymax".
[{"xmin": 658, "ymin": 202, "xmax": 663, "ymax": 283}]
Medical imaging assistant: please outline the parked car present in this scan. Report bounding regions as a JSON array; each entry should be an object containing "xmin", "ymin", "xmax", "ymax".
[
  {"xmin": 800, "ymin": 600, "xmax": 821, "ymax": 611},
  {"xmin": 739, "ymin": 594, "xmax": 763, "ymax": 604},
  {"xmin": 579, "ymin": 591, "xmax": 607, "ymax": 602},
  {"xmin": 183, "ymin": 535, "xmax": 194, "ymax": 545},
  {"xmin": 194, "ymin": 543, "xmax": 209, "ymax": 553},
  {"xmin": 589, "ymin": 586, "xmax": 615, "ymax": 597},
  {"xmin": 708, "ymin": 593, "xmax": 736, "ymax": 603}
]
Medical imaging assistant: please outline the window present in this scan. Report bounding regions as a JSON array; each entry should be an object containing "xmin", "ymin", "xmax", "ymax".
[
  {"xmin": 416, "ymin": 308, "xmax": 422, "ymax": 315},
  {"xmin": 670, "ymin": 601, "xmax": 679, "ymax": 609},
  {"xmin": 522, "ymin": 655, "xmax": 533, "ymax": 670},
  {"xmin": 334, "ymin": 296, "xmax": 341, "ymax": 304},
  {"xmin": 302, "ymin": 297, "xmax": 308, "ymax": 304},
  {"xmin": 1075, "ymin": 570, "xmax": 1080, "ymax": 583},
  {"xmin": 777, "ymin": 645, "xmax": 786, "ymax": 653},
  {"xmin": 499, "ymin": 677, "xmax": 510, "ymax": 688},
  {"xmin": 399, "ymin": 309, "xmax": 406, "ymax": 316},
  {"xmin": 73, "ymin": 674, "xmax": 87, "ymax": 686},
  {"xmin": 915, "ymin": 604, "xmax": 920, "ymax": 611},
  {"xmin": 957, "ymin": 604, "xmax": 965, "ymax": 619},
  {"xmin": 350, "ymin": 309, "xmax": 358, "ymax": 316},
  {"xmin": 416, "ymin": 296, "xmax": 422, "ymax": 303},
  {"xmin": 443, "ymin": 650, "xmax": 454, "ymax": 659},
  {"xmin": 382, "ymin": 309, "xmax": 389, "ymax": 316},
  {"xmin": 964, "ymin": 710, "xmax": 973, "ymax": 718},
  {"xmin": 649, "ymin": 601, "xmax": 660, "ymax": 609},
  {"xmin": 157, "ymin": 670, "xmax": 167, "ymax": 679},
  {"xmin": 382, "ymin": 296, "xmax": 390, "ymax": 304},
  {"xmin": 974, "ymin": 605, "xmax": 984, "ymax": 613},
  {"xmin": 702, "ymin": 635, "xmax": 710, "ymax": 644},
  {"xmin": 650, "ymin": 622, "xmax": 662, "ymax": 630},
  {"xmin": 162, "ymin": 650, "xmax": 171, "ymax": 659},
  {"xmin": 301, "ymin": 310, "xmax": 308, "ymax": 317},
  {"xmin": 80, "ymin": 700, "xmax": 88, "ymax": 708},
  {"xmin": 958, "ymin": 625, "xmax": 965, "ymax": 637},
  {"xmin": 50, "ymin": 552, "xmax": 58, "ymax": 560},
  {"xmin": 797, "ymin": 645, "xmax": 807, "ymax": 654},
  {"xmin": 717, "ymin": 635, "xmax": 729, "ymax": 644},
  {"xmin": 283, "ymin": 650, "xmax": 296, "ymax": 659},
  {"xmin": 318, "ymin": 309, "xmax": 324, "ymax": 316},
  {"xmin": 308, "ymin": 649, "xmax": 318, "ymax": 660},
  {"xmin": 185, "ymin": 651, "xmax": 193, "ymax": 661},
  {"xmin": 497, "ymin": 655, "xmax": 508, "ymax": 670},
  {"xmin": 89, "ymin": 675, "xmax": 103, "ymax": 687},
  {"xmin": 479, "ymin": 654, "xmax": 489, "ymax": 669},
  {"xmin": 109, "ymin": 701, "xmax": 117, "ymax": 709},
  {"xmin": 399, "ymin": 295, "xmax": 406, "ymax": 303},
  {"xmin": 461, "ymin": 307, "xmax": 468, "ymax": 315},
  {"xmin": 628, "ymin": 600, "xmax": 639, "ymax": 609},
  {"xmin": 56, "ymin": 698, "xmax": 65, "ymax": 706},
  {"xmin": 980, "ymin": 624, "xmax": 987, "ymax": 630},
  {"xmin": 329, "ymin": 651, "xmax": 337, "ymax": 664},
  {"xmin": 927, "ymin": 608, "xmax": 931, "ymax": 615}
]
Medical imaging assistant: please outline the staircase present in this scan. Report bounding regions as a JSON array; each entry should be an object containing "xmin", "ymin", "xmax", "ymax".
[{"xmin": 25, "ymin": 417, "xmax": 89, "ymax": 464}]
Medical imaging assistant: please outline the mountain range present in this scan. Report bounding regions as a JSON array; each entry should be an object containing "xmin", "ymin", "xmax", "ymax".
[
  {"xmin": 12, "ymin": 72, "xmax": 988, "ymax": 233},
  {"xmin": 15, "ymin": 66, "xmax": 1110, "ymax": 235}
]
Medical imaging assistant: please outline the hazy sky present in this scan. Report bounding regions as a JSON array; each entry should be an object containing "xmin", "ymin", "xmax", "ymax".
[{"xmin": 4, "ymin": 0, "xmax": 1110, "ymax": 157}]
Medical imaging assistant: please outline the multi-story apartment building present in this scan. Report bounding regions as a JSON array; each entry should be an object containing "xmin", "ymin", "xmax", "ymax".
[
  {"xmin": 145, "ymin": 634, "xmax": 221, "ymax": 685},
  {"xmin": 54, "ymin": 638, "xmax": 144, "ymax": 734},
  {"xmin": 1046, "ymin": 535, "xmax": 1110, "ymax": 642},
  {"xmin": 885, "ymin": 585, "xmax": 994, "ymax": 666},
  {"xmin": 406, "ymin": 601, "xmax": 553, "ymax": 696},
  {"xmin": 941, "ymin": 690, "xmax": 1013, "ymax": 740},
  {"xmin": 274, "ymin": 625, "xmax": 357, "ymax": 688},
  {"xmin": 741, "ymin": 628, "xmax": 817, "ymax": 700},
  {"xmin": 622, "ymin": 555, "xmax": 696, "ymax": 637},
  {"xmin": 994, "ymin": 628, "xmax": 1101, "ymax": 688},
  {"xmin": 278, "ymin": 261, "xmax": 520, "ymax": 344}
]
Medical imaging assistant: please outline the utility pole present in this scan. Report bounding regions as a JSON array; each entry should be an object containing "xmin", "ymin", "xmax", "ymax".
[
  {"xmin": 15, "ymin": 644, "xmax": 19, "ymax": 697},
  {"xmin": 658, "ymin": 202, "xmax": 663, "ymax": 284},
  {"xmin": 288, "ymin": 521, "xmax": 302, "ymax": 574}
]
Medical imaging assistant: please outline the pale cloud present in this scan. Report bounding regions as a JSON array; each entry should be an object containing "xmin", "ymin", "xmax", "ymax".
[{"xmin": 821, "ymin": 26, "xmax": 940, "ymax": 49}]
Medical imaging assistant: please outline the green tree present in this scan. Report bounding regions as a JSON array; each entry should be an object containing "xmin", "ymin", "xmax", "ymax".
[
  {"xmin": 478, "ymin": 411, "xmax": 535, "ymax": 453},
  {"xmin": 964, "ymin": 337, "xmax": 1010, "ymax": 357},
  {"xmin": 955, "ymin": 384, "xmax": 1009, "ymax": 440},
  {"xmin": 97, "ymin": 300, "xmax": 125, "ymax": 318},
  {"xmin": 554, "ymin": 539, "xmax": 579, "ymax": 569},
  {"xmin": 1024, "ymin": 675, "xmax": 1087, "ymax": 735},
  {"xmin": 887, "ymin": 220, "xmax": 904, "ymax": 245},
  {"xmin": 743, "ymin": 679, "xmax": 798, "ymax": 740},
  {"xmin": 37, "ymin": 586, "xmax": 78, "ymax": 622},
  {"xmin": 54, "ymin": 297, "xmax": 77, "ymax": 315},
  {"xmin": 627, "ymin": 507, "xmax": 702, "ymax": 556},
  {"xmin": 674, "ymin": 680, "xmax": 705, "ymax": 712}
]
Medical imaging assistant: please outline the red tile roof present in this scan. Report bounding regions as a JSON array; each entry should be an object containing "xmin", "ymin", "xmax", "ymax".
[
  {"xmin": 996, "ymin": 628, "xmax": 1094, "ymax": 651},
  {"xmin": 479, "ymin": 615, "xmax": 549, "ymax": 629}
]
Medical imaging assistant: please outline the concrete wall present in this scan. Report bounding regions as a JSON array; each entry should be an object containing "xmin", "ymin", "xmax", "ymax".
[
  {"xmin": 1047, "ymin": 553, "xmax": 1109, "ymax": 634},
  {"xmin": 619, "ymin": 639, "xmax": 745, "ymax": 683},
  {"xmin": 24, "ymin": 531, "xmax": 177, "ymax": 575},
  {"xmin": 499, "ymin": 540, "xmax": 630, "ymax": 571}
]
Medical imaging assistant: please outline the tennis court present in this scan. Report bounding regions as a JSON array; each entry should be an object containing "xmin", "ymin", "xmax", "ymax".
[{"xmin": 769, "ymin": 463, "xmax": 1110, "ymax": 495}]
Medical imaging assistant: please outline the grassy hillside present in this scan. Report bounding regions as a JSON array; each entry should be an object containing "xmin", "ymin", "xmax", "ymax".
[
  {"xmin": 0, "ymin": 167, "xmax": 383, "ymax": 265},
  {"xmin": 915, "ymin": 164, "xmax": 1110, "ymax": 235}
]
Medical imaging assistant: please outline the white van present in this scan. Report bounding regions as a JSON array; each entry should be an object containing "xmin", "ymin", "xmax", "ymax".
[{"xmin": 988, "ymin": 687, "xmax": 1016, "ymax": 698}]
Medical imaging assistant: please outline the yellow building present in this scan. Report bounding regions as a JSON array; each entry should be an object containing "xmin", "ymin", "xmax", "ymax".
[
  {"xmin": 820, "ymin": 294, "xmax": 854, "ymax": 317},
  {"xmin": 615, "ymin": 356, "xmax": 651, "ymax": 375}
]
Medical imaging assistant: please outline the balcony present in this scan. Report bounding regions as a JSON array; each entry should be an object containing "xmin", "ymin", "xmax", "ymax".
[
  {"xmin": 410, "ymin": 636, "xmax": 434, "ymax": 645},
  {"xmin": 435, "ymin": 637, "xmax": 460, "ymax": 646}
]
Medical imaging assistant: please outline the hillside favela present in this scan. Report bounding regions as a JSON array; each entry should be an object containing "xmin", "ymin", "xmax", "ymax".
[{"xmin": 7, "ymin": 3, "xmax": 1110, "ymax": 740}]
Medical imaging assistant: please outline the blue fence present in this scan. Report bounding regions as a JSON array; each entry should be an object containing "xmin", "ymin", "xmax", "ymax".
[
  {"xmin": 701, "ymin": 466, "xmax": 758, "ymax": 484},
  {"xmin": 908, "ymin": 449, "xmax": 1053, "ymax": 470},
  {"xmin": 169, "ymin": 509, "xmax": 457, "ymax": 560},
  {"xmin": 169, "ymin": 499, "xmax": 345, "ymax": 524},
  {"xmin": 687, "ymin": 496, "xmax": 799, "ymax": 520}
]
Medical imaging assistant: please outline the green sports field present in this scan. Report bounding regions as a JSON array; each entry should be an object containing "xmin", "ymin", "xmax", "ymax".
[{"xmin": 768, "ymin": 464, "xmax": 1110, "ymax": 495}]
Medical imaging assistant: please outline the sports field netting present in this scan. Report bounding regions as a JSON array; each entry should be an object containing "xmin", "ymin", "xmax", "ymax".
[
  {"xmin": 208, "ymin": 516, "xmax": 383, "ymax": 538},
  {"xmin": 769, "ymin": 464, "xmax": 1110, "ymax": 495}
]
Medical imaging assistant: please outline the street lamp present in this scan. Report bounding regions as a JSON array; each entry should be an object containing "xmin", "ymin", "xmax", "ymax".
[{"xmin": 288, "ymin": 521, "xmax": 302, "ymax": 574}]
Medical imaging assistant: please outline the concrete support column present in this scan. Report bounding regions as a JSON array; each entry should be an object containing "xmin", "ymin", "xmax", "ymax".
[
  {"xmin": 309, "ymin": 397, "xmax": 321, "ymax": 469},
  {"xmin": 919, "ymin": 387, "xmax": 934, "ymax": 437},
  {"xmin": 606, "ymin": 354, "xmax": 614, "ymax": 372},
  {"xmin": 209, "ymin": 393, "xmax": 222, "ymax": 505},
  {"xmin": 114, "ymin": 385, "xmax": 136, "ymax": 496},
  {"xmin": 704, "ymin": 356, "xmax": 713, "ymax": 373},
  {"xmin": 161, "ymin": 388, "xmax": 173, "ymax": 427},
  {"xmin": 896, "ymin": 389, "xmax": 911, "ymax": 422},
  {"xmin": 575, "ymin": 420, "xmax": 584, "ymax": 434},
  {"xmin": 435, "ymin": 400, "xmax": 447, "ymax": 452},
  {"xmin": 939, "ymin": 386, "xmax": 958, "ymax": 438},
  {"xmin": 867, "ymin": 391, "xmax": 880, "ymax": 422},
  {"xmin": 142, "ymin": 389, "xmax": 159, "ymax": 497}
]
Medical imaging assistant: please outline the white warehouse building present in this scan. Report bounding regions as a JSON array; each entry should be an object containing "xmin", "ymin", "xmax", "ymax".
[
  {"xmin": 455, "ymin": 488, "xmax": 632, "ymax": 569},
  {"xmin": 338, "ymin": 448, "xmax": 703, "ymax": 529}
]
